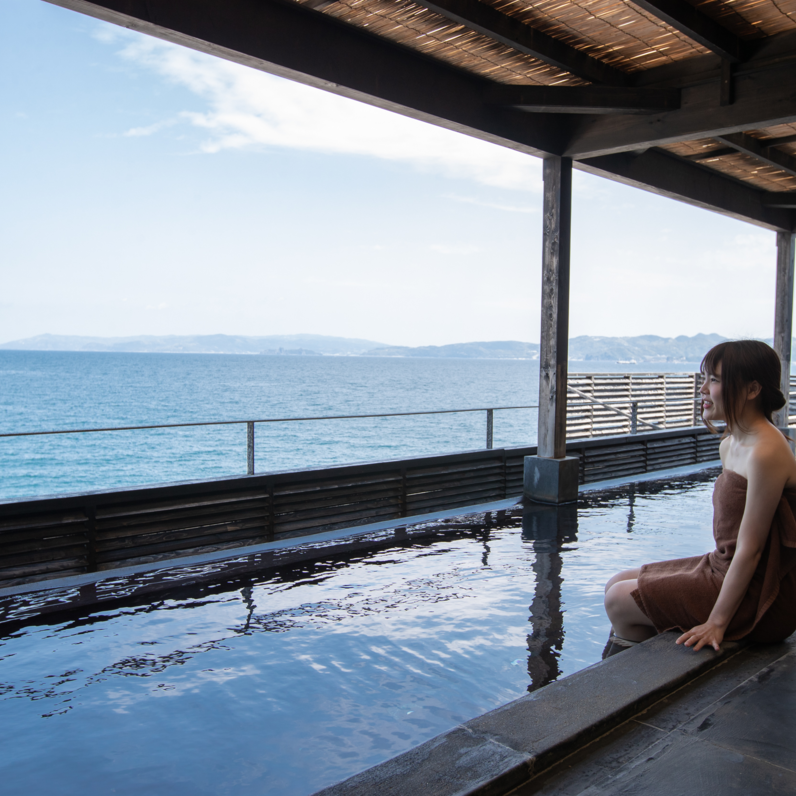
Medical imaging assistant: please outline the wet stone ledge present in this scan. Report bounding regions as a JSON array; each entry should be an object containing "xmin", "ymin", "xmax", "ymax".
[{"xmin": 314, "ymin": 633, "xmax": 742, "ymax": 796}]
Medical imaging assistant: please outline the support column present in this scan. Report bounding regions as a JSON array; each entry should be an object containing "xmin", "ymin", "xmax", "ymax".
[
  {"xmin": 525, "ymin": 156, "xmax": 579, "ymax": 503},
  {"xmin": 774, "ymin": 232, "xmax": 795, "ymax": 431}
]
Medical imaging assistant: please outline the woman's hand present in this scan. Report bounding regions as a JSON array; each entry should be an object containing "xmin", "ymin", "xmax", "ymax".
[{"xmin": 676, "ymin": 622, "xmax": 725, "ymax": 652}]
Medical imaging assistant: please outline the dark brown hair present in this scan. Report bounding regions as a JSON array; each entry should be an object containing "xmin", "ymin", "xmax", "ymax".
[{"xmin": 701, "ymin": 340, "xmax": 786, "ymax": 433}]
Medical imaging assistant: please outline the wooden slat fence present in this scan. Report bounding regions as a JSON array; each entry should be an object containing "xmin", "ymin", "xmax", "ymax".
[
  {"xmin": 790, "ymin": 375, "xmax": 796, "ymax": 427},
  {"xmin": 567, "ymin": 372, "xmax": 699, "ymax": 439},
  {"xmin": 0, "ymin": 427, "xmax": 721, "ymax": 591}
]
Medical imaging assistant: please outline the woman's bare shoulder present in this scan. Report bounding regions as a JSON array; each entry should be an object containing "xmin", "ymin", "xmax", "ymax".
[{"xmin": 747, "ymin": 425, "xmax": 796, "ymax": 484}]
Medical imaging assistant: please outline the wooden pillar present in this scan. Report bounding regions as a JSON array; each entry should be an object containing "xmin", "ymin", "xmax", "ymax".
[
  {"xmin": 538, "ymin": 156, "xmax": 572, "ymax": 459},
  {"xmin": 524, "ymin": 157, "xmax": 579, "ymax": 503},
  {"xmin": 774, "ymin": 232, "xmax": 795, "ymax": 429}
]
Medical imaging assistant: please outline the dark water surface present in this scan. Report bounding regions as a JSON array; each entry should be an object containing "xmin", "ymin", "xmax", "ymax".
[
  {"xmin": 0, "ymin": 350, "xmax": 702, "ymax": 500},
  {"xmin": 0, "ymin": 470, "xmax": 718, "ymax": 795}
]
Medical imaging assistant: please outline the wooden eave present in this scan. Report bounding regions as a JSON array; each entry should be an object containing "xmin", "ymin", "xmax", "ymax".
[{"xmin": 48, "ymin": 0, "xmax": 796, "ymax": 231}]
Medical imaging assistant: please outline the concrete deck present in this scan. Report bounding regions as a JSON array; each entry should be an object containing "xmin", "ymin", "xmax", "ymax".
[
  {"xmin": 514, "ymin": 636, "xmax": 796, "ymax": 795},
  {"xmin": 316, "ymin": 634, "xmax": 795, "ymax": 796}
]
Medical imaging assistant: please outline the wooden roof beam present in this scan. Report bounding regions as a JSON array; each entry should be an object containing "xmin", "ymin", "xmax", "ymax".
[
  {"xmin": 715, "ymin": 132, "xmax": 796, "ymax": 179},
  {"xmin": 683, "ymin": 147, "xmax": 736, "ymax": 162},
  {"xmin": 412, "ymin": 0, "xmax": 630, "ymax": 86},
  {"xmin": 630, "ymin": 0, "xmax": 745, "ymax": 63},
  {"xmin": 762, "ymin": 133, "xmax": 796, "ymax": 148},
  {"xmin": 764, "ymin": 192, "xmax": 796, "ymax": 208},
  {"xmin": 487, "ymin": 85, "xmax": 680, "ymax": 114},
  {"xmin": 579, "ymin": 149, "xmax": 795, "ymax": 231},
  {"xmin": 565, "ymin": 58, "xmax": 796, "ymax": 158}
]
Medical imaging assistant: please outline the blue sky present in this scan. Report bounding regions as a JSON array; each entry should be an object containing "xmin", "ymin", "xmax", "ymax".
[{"xmin": 0, "ymin": 0, "xmax": 783, "ymax": 346}]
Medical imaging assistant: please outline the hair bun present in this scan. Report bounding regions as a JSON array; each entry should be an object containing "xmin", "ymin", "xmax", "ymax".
[{"xmin": 768, "ymin": 387, "xmax": 787, "ymax": 412}]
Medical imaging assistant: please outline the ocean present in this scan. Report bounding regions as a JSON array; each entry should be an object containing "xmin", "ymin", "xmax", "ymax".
[{"xmin": 0, "ymin": 350, "xmax": 702, "ymax": 502}]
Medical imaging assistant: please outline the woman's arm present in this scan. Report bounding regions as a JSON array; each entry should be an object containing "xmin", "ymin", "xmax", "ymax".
[{"xmin": 677, "ymin": 448, "xmax": 787, "ymax": 651}]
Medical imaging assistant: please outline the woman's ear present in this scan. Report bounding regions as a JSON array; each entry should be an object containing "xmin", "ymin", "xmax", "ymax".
[{"xmin": 747, "ymin": 381, "xmax": 763, "ymax": 402}]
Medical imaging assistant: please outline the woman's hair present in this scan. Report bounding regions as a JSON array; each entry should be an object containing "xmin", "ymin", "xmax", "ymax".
[{"xmin": 701, "ymin": 340, "xmax": 787, "ymax": 433}]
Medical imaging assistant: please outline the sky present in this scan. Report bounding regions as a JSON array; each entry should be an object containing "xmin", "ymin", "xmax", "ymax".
[{"xmin": 0, "ymin": 0, "xmax": 784, "ymax": 347}]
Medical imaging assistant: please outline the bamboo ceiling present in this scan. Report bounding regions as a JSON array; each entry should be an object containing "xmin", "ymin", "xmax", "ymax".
[{"xmin": 296, "ymin": 0, "xmax": 796, "ymax": 197}]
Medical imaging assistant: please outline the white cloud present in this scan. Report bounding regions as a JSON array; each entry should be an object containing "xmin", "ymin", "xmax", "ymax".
[
  {"xmin": 124, "ymin": 119, "xmax": 178, "ymax": 137},
  {"xmin": 445, "ymin": 194, "xmax": 537, "ymax": 213},
  {"xmin": 107, "ymin": 31, "xmax": 542, "ymax": 191}
]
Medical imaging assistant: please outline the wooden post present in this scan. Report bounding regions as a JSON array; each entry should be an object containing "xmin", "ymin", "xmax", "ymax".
[
  {"xmin": 538, "ymin": 156, "xmax": 572, "ymax": 459},
  {"xmin": 774, "ymin": 232, "xmax": 795, "ymax": 429},
  {"xmin": 524, "ymin": 156, "xmax": 579, "ymax": 503}
]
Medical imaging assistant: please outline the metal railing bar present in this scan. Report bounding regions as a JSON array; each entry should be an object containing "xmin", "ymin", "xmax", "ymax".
[{"xmin": 0, "ymin": 404, "xmax": 540, "ymax": 439}]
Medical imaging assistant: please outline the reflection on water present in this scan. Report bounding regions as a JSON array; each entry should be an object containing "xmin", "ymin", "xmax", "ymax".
[
  {"xmin": 522, "ymin": 503, "xmax": 578, "ymax": 692},
  {"xmin": 0, "ymin": 469, "xmax": 719, "ymax": 796}
]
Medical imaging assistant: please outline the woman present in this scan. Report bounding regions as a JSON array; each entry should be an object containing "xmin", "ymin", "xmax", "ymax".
[{"xmin": 603, "ymin": 340, "xmax": 796, "ymax": 656}]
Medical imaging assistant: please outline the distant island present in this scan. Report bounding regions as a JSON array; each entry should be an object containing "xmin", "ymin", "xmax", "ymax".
[
  {"xmin": 0, "ymin": 333, "xmax": 384, "ymax": 357},
  {"xmin": 0, "ymin": 332, "xmax": 783, "ymax": 363}
]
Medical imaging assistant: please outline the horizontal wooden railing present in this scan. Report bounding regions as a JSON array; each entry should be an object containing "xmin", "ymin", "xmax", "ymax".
[{"xmin": 0, "ymin": 426, "xmax": 722, "ymax": 591}]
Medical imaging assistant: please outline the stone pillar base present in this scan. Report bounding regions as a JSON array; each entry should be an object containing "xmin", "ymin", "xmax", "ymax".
[{"xmin": 523, "ymin": 455, "xmax": 579, "ymax": 504}]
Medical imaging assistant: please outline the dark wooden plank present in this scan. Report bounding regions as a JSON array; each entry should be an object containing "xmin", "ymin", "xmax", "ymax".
[
  {"xmin": 275, "ymin": 496, "xmax": 402, "ymax": 525},
  {"xmin": 488, "ymin": 85, "xmax": 680, "ymax": 114},
  {"xmin": 0, "ymin": 511, "xmax": 87, "ymax": 533},
  {"xmin": 274, "ymin": 488, "xmax": 401, "ymax": 514},
  {"xmin": 96, "ymin": 506, "xmax": 270, "ymax": 540},
  {"xmin": 407, "ymin": 479, "xmax": 505, "ymax": 502},
  {"xmin": 0, "ymin": 532, "xmax": 89, "ymax": 557},
  {"xmin": 96, "ymin": 526, "xmax": 269, "ymax": 562},
  {"xmin": 406, "ymin": 469, "xmax": 504, "ymax": 492},
  {"xmin": 274, "ymin": 482, "xmax": 402, "ymax": 511},
  {"xmin": 630, "ymin": 0, "xmax": 744, "ymax": 62},
  {"xmin": 96, "ymin": 519, "xmax": 269, "ymax": 553},
  {"xmin": 0, "ymin": 543, "xmax": 90, "ymax": 569},
  {"xmin": 408, "ymin": 485, "xmax": 505, "ymax": 507},
  {"xmin": 413, "ymin": 0, "xmax": 630, "ymax": 86},
  {"xmin": 94, "ymin": 488, "xmax": 269, "ymax": 520},
  {"xmin": 583, "ymin": 464, "xmax": 646, "ymax": 483},
  {"xmin": 647, "ymin": 436, "xmax": 698, "ymax": 449},
  {"xmin": 274, "ymin": 472, "xmax": 402, "ymax": 498},
  {"xmin": 406, "ymin": 458, "xmax": 505, "ymax": 479},
  {"xmin": 407, "ymin": 490, "xmax": 505, "ymax": 513},
  {"xmin": 95, "ymin": 498, "xmax": 270, "ymax": 531},
  {"xmin": 0, "ymin": 524, "xmax": 90, "ymax": 546},
  {"xmin": 274, "ymin": 505, "xmax": 402, "ymax": 535}
]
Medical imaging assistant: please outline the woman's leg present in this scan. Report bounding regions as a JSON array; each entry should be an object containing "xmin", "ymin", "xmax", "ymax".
[
  {"xmin": 604, "ymin": 578, "xmax": 656, "ymax": 642},
  {"xmin": 604, "ymin": 567, "xmax": 642, "ymax": 594}
]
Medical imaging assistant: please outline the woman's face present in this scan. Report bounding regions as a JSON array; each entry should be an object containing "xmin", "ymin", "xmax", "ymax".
[{"xmin": 700, "ymin": 362, "xmax": 724, "ymax": 422}]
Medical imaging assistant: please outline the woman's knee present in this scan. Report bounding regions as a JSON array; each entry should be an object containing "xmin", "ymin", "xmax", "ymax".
[
  {"xmin": 605, "ymin": 567, "xmax": 642, "ymax": 594},
  {"xmin": 604, "ymin": 580, "xmax": 637, "ymax": 618}
]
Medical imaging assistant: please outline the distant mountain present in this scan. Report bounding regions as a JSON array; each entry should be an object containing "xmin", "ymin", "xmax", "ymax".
[
  {"xmin": 568, "ymin": 333, "xmax": 729, "ymax": 363},
  {"xmin": 363, "ymin": 341, "xmax": 540, "ymax": 359},
  {"xmin": 363, "ymin": 334, "xmax": 790, "ymax": 362},
  {"xmin": 0, "ymin": 333, "xmax": 385, "ymax": 356},
  {"xmin": 2, "ymin": 333, "xmax": 787, "ymax": 362}
]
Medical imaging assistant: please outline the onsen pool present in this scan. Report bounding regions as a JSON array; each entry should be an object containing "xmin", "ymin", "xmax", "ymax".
[{"xmin": 0, "ymin": 468, "xmax": 719, "ymax": 796}]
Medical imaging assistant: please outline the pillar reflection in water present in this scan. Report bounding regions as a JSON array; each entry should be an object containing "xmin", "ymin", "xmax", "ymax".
[
  {"xmin": 521, "ymin": 502, "xmax": 578, "ymax": 693},
  {"xmin": 626, "ymin": 482, "xmax": 636, "ymax": 534}
]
